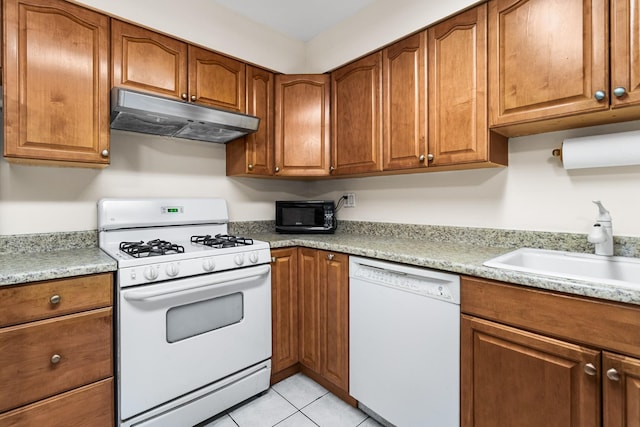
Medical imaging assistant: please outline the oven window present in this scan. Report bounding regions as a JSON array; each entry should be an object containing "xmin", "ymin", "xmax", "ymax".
[
  {"xmin": 166, "ymin": 293, "xmax": 244, "ymax": 343},
  {"xmin": 281, "ymin": 207, "xmax": 322, "ymax": 226}
]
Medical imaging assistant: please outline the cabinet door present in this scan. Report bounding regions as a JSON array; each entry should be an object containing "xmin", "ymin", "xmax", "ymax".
[
  {"xmin": 319, "ymin": 251, "xmax": 349, "ymax": 392},
  {"xmin": 3, "ymin": 0, "xmax": 110, "ymax": 166},
  {"xmin": 611, "ymin": 0, "xmax": 640, "ymax": 108},
  {"xmin": 428, "ymin": 4, "xmax": 491, "ymax": 166},
  {"xmin": 603, "ymin": 351, "xmax": 640, "ymax": 427},
  {"xmin": 270, "ymin": 248, "xmax": 299, "ymax": 376},
  {"xmin": 111, "ymin": 19, "xmax": 188, "ymax": 100},
  {"xmin": 274, "ymin": 75, "xmax": 331, "ymax": 177},
  {"xmin": 331, "ymin": 52, "xmax": 383, "ymax": 176},
  {"xmin": 488, "ymin": 0, "xmax": 609, "ymax": 127},
  {"xmin": 382, "ymin": 32, "xmax": 427, "ymax": 170},
  {"xmin": 298, "ymin": 248, "xmax": 321, "ymax": 372},
  {"xmin": 189, "ymin": 45, "xmax": 245, "ymax": 111},
  {"xmin": 461, "ymin": 315, "xmax": 601, "ymax": 427}
]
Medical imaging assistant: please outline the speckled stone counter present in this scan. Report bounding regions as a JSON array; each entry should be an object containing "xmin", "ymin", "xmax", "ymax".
[
  {"xmin": 233, "ymin": 223, "xmax": 640, "ymax": 306},
  {"xmin": 0, "ymin": 231, "xmax": 117, "ymax": 286}
]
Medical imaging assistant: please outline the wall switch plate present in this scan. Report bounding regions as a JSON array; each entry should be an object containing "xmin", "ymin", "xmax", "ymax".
[{"xmin": 344, "ymin": 193, "xmax": 356, "ymax": 208}]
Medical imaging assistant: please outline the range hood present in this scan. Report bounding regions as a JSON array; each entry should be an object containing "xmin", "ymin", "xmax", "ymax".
[{"xmin": 110, "ymin": 88, "xmax": 260, "ymax": 143}]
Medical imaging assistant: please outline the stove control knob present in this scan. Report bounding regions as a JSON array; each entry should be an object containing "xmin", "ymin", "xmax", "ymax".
[
  {"xmin": 202, "ymin": 258, "xmax": 216, "ymax": 272},
  {"xmin": 249, "ymin": 252, "xmax": 259, "ymax": 264},
  {"xmin": 234, "ymin": 254, "xmax": 245, "ymax": 266},
  {"xmin": 166, "ymin": 263, "xmax": 180, "ymax": 277},
  {"xmin": 143, "ymin": 266, "xmax": 160, "ymax": 281}
]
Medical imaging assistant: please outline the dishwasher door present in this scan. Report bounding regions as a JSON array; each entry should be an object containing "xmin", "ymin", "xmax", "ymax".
[{"xmin": 349, "ymin": 256, "xmax": 460, "ymax": 427}]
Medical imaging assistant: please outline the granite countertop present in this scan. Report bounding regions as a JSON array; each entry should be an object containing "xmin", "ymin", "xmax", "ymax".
[
  {"xmin": 2, "ymin": 224, "xmax": 639, "ymax": 306},
  {"xmin": 0, "ymin": 247, "xmax": 117, "ymax": 286},
  {"xmin": 251, "ymin": 231, "xmax": 640, "ymax": 306}
]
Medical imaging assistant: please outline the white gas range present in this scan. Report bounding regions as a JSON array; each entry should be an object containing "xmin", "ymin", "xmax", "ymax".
[{"xmin": 98, "ymin": 198, "xmax": 272, "ymax": 427}]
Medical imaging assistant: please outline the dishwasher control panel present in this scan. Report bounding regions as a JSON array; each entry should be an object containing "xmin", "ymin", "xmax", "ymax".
[{"xmin": 352, "ymin": 263, "xmax": 457, "ymax": 302}]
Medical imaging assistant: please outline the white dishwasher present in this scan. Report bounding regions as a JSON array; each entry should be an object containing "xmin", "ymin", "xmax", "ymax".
[{"xmin": 349, "ymin": 256, "xmax": 460, "ymax": 427}]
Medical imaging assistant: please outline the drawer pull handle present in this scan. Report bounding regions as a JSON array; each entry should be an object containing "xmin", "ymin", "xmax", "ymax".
[
  {"xmin": 50, "ymin": 295, "xmax": 61, "ymax": 305},
  {"xmin": 50, "ymin": 354, "xmax": 62, "ymax": 364},
  {"xmin": 584, "ymin": 363, "xmax": 597, "ymax": 376},
  {"xmin": 607, "ymin": 368, "xmax": 621, "ymax": 381}
]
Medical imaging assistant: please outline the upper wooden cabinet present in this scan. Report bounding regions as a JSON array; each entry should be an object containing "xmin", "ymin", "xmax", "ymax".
[
  {"xmin": 382, "ymin": 32, "xmax": 428, "ymax": 171},
  {"xmin": 274, "ymin": 74, "xmax": 331, "ymax": 177},
  {"xmin": 226, "ymin": 66, "xmax": 275, "ymax": 177},
  {"xmin": 489, "ymin": 0, "xmax": 640, "ymax": 136},
  {"xmin": 428, "ymin": 3, "xmax": 507, "ymax": 168},
  {"xmin": 331, "ymin": 52, "xmax": 383, "ymax": 176},
  {"xmin": 3, "ymin": 0, "xmax": 110, "ymax": 167},
  {"xmin": 112, "ymin": 20, "xmax": 246, "ymax": 112}
]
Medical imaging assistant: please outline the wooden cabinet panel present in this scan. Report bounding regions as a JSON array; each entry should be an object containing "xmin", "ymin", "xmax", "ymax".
[
  {"xmin": 331, "ymin": 52, "xmax": 383, "ymax": 176},
  {"xmin": 111, "ymin": 19, "xmax": 188, "ymax": 100},
  {"xmin": 489, "ymin": 0, "xmax": 608, "ymax": 128},
  {"xmin": 0, "ymin": 378, "xmax": 113, "ymax": 427},
  {"xmin": 226, "ymin": 66, "xmax": 275, "ymax": 177},
  {"xmin": 274, "ymin": 75, "xmax": 331, "ymax": 177},
  {"xmin": 319, "ymin": 251, "xmax": 349, "ymax": 391},
  {"xmin": 603, "ymin": 351, "xmax": 640, "ymax": 427},
  {"xmin": 461, "ymin": 315, "xmax": 601, "ymax": 427},
  {"xmin": 3, "ymin": 0, "xmax": 110, "ymax": 167},
  {"xmin": 188, "ymin": 45, "xmax": 245, "ymax": 111},
  {"xmin": 382, "ymin": 32, "xmax": 427, "ymax": 171},
  {"xmin": 298, "ymin": 248, "xmax": 321, "ymax": 371},
  {"xmin": 611, "ymin": 0, "xmax": 640, "ymax": 108},
  {"xmin": 428, "ymin": 4, "xmax": 504, "ymax": 167},
  {"xmin": 0, "ymin": 308, "xmax": 112, "ymax": 412},
  {"xmin": 0, "ymin": 274, "xmax": 112, "ymax": 328},
  {"xmin": 271, "ymin": 248, "xmax": 299, "ymax": 376}
]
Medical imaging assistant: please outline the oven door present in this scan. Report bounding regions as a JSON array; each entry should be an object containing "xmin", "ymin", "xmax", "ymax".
[{"xmin": 118, "ymin": 264, "xmax": 271, "ymax": 421}]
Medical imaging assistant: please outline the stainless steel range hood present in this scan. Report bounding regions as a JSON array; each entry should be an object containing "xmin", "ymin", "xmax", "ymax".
[{"xmin": 110, "ymin": 88, "xmax": 260, "ymax": 143}]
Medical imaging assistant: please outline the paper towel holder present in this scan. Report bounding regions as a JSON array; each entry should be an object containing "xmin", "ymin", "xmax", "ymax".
[{"xmin": 551, "ymin": 129, "xmax": 640, "ymax": 169}]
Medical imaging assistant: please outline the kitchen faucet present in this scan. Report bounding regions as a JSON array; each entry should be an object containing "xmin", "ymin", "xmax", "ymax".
[{"xmin": 587, "ymin": 200, "xmax": 613, "ymax": 256}]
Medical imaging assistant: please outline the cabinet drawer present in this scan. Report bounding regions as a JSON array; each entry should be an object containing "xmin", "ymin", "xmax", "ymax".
[
  {"xmin": 0, "ymin": 378, "xmax": 113, "ymax": 427},
  {"xmin": 0, "ymin": 308, "xmax": 113, "ymax": 412},
  {"xmin": 0, "ymin": 273, "xmax": 112, "ymax": 327}
]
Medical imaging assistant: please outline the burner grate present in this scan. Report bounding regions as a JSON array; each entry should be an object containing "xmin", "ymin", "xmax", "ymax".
[
  {"xmin": 191, "ymin": 234, "xmax": 254, "ymax": 248},
  {"xmin": 120, "ymin": 239, "xmax": 185, "ymax": 258}
]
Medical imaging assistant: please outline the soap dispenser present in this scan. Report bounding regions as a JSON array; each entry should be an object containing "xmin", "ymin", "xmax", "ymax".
[{"xmin": 587, "ymin": 200, "xmax": 613, "ymax": 256}]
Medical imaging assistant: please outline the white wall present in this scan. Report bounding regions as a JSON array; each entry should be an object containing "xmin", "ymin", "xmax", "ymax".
[
  {"xmin": 2, "ymin": 0, "xmax": 640, "ymax": 237},
  {"xmin": 310, "ymin": 121, "xmax": 640, "ymax": 237}
]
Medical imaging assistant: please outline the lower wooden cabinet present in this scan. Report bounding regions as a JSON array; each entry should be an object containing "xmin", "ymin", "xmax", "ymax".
[
  {"xmin": 461, "ymin": 276, "xmax": 640, "ymax": 427},
  {"xmin": 0, "ymin": 274, "xmax": 114, "ymax": 426},
  {"xmin": 270, "ymin": 248, "xmax": 299, "ymax": 381},
  {"xmin": 271, "ymin": 247, "xmax": 352, "ymax": 404}
]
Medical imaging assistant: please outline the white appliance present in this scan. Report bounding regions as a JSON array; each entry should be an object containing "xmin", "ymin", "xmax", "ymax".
[
  {"xmin": 98, "ymin": 198, "xmax": 272, "ymax": 427},
  {"xmin": 349, "ymin": 256, "xmax": 460, "ymax": 427}
]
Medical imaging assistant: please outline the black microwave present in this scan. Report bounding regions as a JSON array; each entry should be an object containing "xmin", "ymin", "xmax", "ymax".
[{"xmin": 275, "ymin": 200, "xmax": 336, "ymax": 234}]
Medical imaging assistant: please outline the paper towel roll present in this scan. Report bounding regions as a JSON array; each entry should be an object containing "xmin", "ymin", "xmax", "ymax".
[{"xmin": 560, "ymin": 130, "xmax": 640, "ymax": 169}]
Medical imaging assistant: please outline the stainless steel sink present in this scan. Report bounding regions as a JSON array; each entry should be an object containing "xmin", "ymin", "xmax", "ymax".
[{"xmin": 483, "ymin": 248, "xmax": 640, "ymax": 287}]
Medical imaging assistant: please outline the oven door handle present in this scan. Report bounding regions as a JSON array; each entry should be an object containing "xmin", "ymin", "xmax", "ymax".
[{"xmin": 123, "ymin": 265, "xmax": 270, "ymax": 302}]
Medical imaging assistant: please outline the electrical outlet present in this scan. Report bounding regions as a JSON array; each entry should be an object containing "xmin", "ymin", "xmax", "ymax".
[{"xmin": 344, "ymin": 192, "xmax": 356, "ymax": 208}]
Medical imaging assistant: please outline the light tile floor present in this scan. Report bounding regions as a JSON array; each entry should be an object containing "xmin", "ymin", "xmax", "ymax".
[{"xmin": 200, "ymin": 373, "xmax": 383, "ymax": 427}]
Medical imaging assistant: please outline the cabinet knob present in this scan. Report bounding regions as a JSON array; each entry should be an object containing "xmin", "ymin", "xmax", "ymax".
[
  {"xmin": 613, "ymin": 87, "xmax": 627, "ymax": 98},
  {"xmin": 101, "ymin": 149, "xmax": 109, "ymax": 158},
  {"xmin": 50, "ymin": 295, "xmax": 61, "ymax": 305},
  {"xmin": 327, "ymin": 254, "xmax": 334, "ymax": 260},
  {"xmin": 275, "ymin": 166, "xmax": 280, "ymax": 173},
  {"xmin": 248, "ymin": 164, "xmax": 254, "ymax": 171},
  {"xmin": 584, "ymin": 363, "xmax": 597, "ymax": 376},
  {"xmin": 181, "ymin": 93, "xmax": 188, "ymax": 100},
  {"xmin": 419, "ymin": 154, "xmax": 426, "ymax": 162},
  {"xmin": 50, "ymin": 354, "xmax": 62, "ymax": 364},
  {"xmin": 594, "ymin": 90, "xmax": 606, "ymax": 101},
  {"xmin": 427, "ymin": 153, "xmax": 434, "ymax": 161},
  {"xmin": 191, "ymin": 94, "xmax": 197, "ymax": 102},
  {"xmin": 330, "ymin": 166, "xmax": 335, "ymax": 172},
  {"xmin": 606, "ymin": 368, "xmax": 621, "ymax": 381},
  {"xmin": 271, "ymin": 257, "xmax": 276, "ymax": 263}
]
